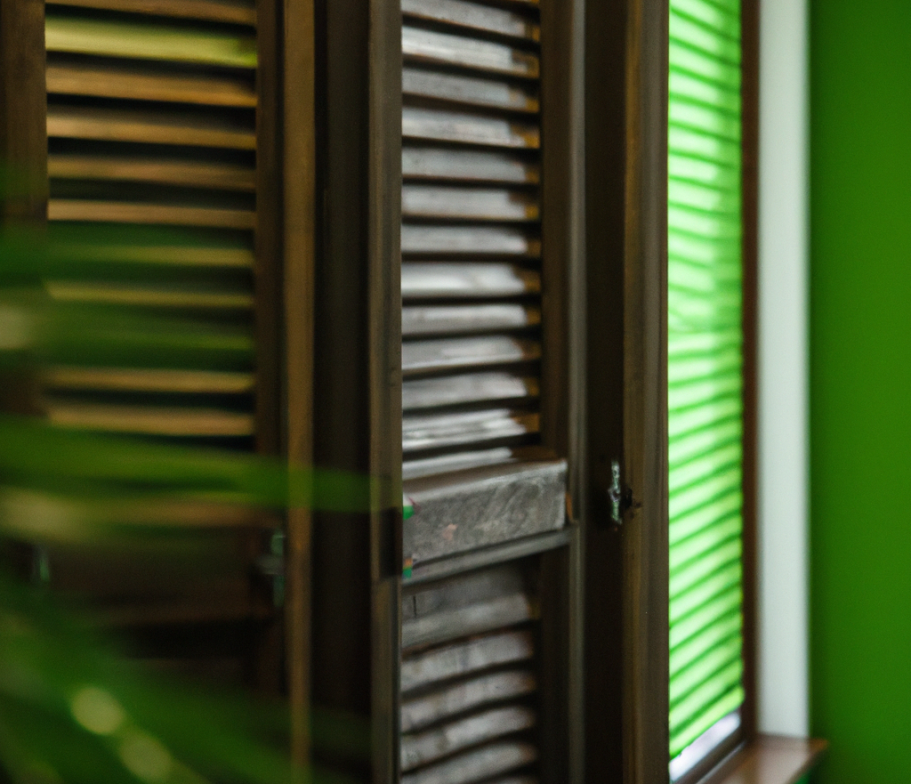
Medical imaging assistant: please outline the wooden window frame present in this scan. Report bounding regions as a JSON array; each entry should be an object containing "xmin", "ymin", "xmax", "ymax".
[{"xmin": 582, "ymin": 0, "xmax": 824, "ymax": 782}]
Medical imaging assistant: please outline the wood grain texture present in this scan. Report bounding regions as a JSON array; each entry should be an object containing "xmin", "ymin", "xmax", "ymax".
[
  {"xmin": 276, "ymin": 0, "xmax": 317, "ymax": 766},
  {"xmin": 48, "ymin": 200, "xmax": 256, "ymax": 229},
  {"xmin": 401, "ymin": 225, "xmax": 540, "ymax": 256},
  {"xmin": 402, "ymin": 459, "xmax": 566, "ymax": 562},
  {"xmin": 704, "ymin": 737, "xmax": 827, "ymax": 784},
  {"xmin": 403, "ymin": 106, "xmax": 539, "ymax": 148},
  {"xmin": 403, "ymin": 68, "xmax": 538, "ymax": 113},
  {"xmin": 44, "ymin": 16, "xmax": 257, "ymax": 68},
  {"xmin": 44, "ymin": 367, "xmax": 254, "ymax": 393},
  {"xmin": 62, "ymin": 244, "xmax": 254, "ymax": 267},
  {"xmin": 402, "ymin": 185, "xmax": 538, "ymax": 221},
  {"xmin": 44, "ymin": 281, "xmax": 253, "ymax": 308},
  {"xmin": 402, "ymin": 304, "xmax": 540, "ymax": 336},
  {"xmin": 402, "ymin": 705, "xmax": 536, "ymax": 771},
  {"xmin": 403, "ymin": 446, "xmax": 519, "ymax": 480},
  {"xmin": 402, "ymin": 263, "xmax": 540, "ymax": 298},
  {"xmin": 404, "ymin": 526, "xmax": 570, "ymax": 581},
  {"xmin": 401, "ymin": 629, "xmax": 534, "ymax": 692},
  {"xmin": 403, "ymin": 147, "xmax": 539, "ymax": 184},
  {"xmin": 47, "ymin": 107, "xmax": 257, "ymax": 149},
  {"xmin": 0, "ymin": 0, "xmax": 49, "ymax": 225},
  {"xmin": 403, "ymin": 372, "xmax": 538, "ymax": 410},
  {"xmin": 368, "ymin": 0, "xmax": 405, "ymax": 780},
  {"xmin": 45, "ymin": 0, "xmax": 257, "ymax": 25},
  {"xmin": 403, "ymin": 408, "xmax": 539, "ymax": 452},
  {"xmin": 44, "ymin": 401, "xmax": 255, "ymax": 436},
  {"xmin": 401, "ymin": 0, "xmax": 539, "ymax": 42},
  {"xmin": 402, "ymin": 335, "xmax": 541, "ymax": 374},
  {"xmin": 46, "ymin": 64, "xmax": 257, "ymax": 107},
  {"xmin": 48, "ymin": 155, "xmax": 256, "ymax": 191},
  {"xmin": 620, "ymin": 0, "xmax": 670, "ymax": 782},
  {"xmin": 403, "ymin": 26, "xmax": 538, "ymax": 78},
  {"xmin": 401, "ymin": 669, "xmax": 536, "ymax": 731},
  {"xmin": 403, "ymin": 592, "xmax": 533, "ymax": 650},
  {"xmin": 400, "ymin": 742, "xmax": 537, "ymax": 784}
]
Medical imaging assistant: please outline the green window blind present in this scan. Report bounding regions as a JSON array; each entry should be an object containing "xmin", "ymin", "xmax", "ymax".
[{"xmin": 667, "ymin": 0, "xmax": 744, "ymax": 774}]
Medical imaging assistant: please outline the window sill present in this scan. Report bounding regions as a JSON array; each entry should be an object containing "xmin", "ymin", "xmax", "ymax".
[{"xmin": 701, "ymin": 735, "xmax": 828, "ymax": 784}]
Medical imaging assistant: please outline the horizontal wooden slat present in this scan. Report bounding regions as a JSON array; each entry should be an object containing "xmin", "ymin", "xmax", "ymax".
[
  {"xmin": 403, "ymin": 336, "xmax": 540, "ymax": 374},
  {"xmin": 405, "ymin": 565, "xmax": 527, "ymax": 620},
  {"xmin": 44, "ymin": 367, "xmax": 254, "ymax": 393},
  {"xmin": 403, "ymin": 186, "xmax": 538, "ymax": 221},
  {"xmin": 49, "ymin": 155, "xmax": 256, "ymax": 191},
  {"xmin": 403, "ymin": 147, "xmax": 539, "ymax": 184},
  {"xmin": 403, "ymin": 459, "xmax": 566, "ymax": 562},
  {"xmin": 47, "ymin": 107, "xmax": 256, "ymax": 149},
  {"xmin": 45, "ymin": 0, "xmax": 257, "ymax": 25},
  {"xmin": 403, "ymin": 408, "xmax": 539, "ymax": 451},
  {"xmin": 402, "ymin": 630, "xmax": 534, "ymax": 692},
  {"xmin": 403, "ymin": 446, "xmax": 518, "ymax": 479},
  {"xmin": 45, "ymin": 17, "xmax": 257, "ymax": 68},
  {"xmin": 403, "ymin": 592, "xmax": 533, "ymax": 649},
  {"xmin": 400, "ymin": 742, "xmax": 537, "ymax": 784},
  {"xmin": 403, "ymin": 27, "xmax": 538, "ymax": 78},
  {"xmin": 65, "ymin": 244, "xmax": 254, "ymax": 267},
  {"xmin": 407, "ymin": 527, "xmax": 571, "ymax": 584},
  {"xmin": 46, "ymin": 64, "xmax": 257, "ymax": 107},
  {"xmin": 45, "ymin": 281, "xmax": 253, "ymax": 308},
  {"xmin": 402, "ymin": 226, "xmax": 540, "ymax": 256},
  {"xmin": 402, "ymin": 706, "xmax": 536, "ymax": 771},
  {"xmin": 401, "ymin": 670, "xmax": 536, "ymax": 732},
  {"xmin": 403, "ymin": 68, "xmax": 538, "ymax": 113},
  {"xmin": 403, "ymin": 107, "xmax": 538, "ymax": 148},
  {"xmin": 403, "ymin": 304, "xmax": 539, "ymax": 336},
  {"xmin": 49, "ymin": 200, "xmax": 256, "ymax": 229},
  {"xmin": 403, "ymin": 263, "xmax": 539, "ymax": 299},
  {"xmin": 2, "ymin": 489, "xmax": 271, "ymax": 532},
  {"xmin": 402, "ymin": 0, "xmax": 539, "ymax": 42},
  {"xmin": 404, "ymin": 372, "xmax": 537, "ymax": 410},
  {"xmin": 44, "ymin": 402, "xmax": 255, "ymax": 436}
]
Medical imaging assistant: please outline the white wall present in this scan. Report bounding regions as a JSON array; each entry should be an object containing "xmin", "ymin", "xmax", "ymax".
[{"xmin": 757, "ymin": 0, "xmax": 810, "ymax": 737}]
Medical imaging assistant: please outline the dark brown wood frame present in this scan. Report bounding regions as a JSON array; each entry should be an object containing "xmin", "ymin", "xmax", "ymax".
[{"xmin": 583, "ymin": 0, "xmax": 670, "ymax": 782}]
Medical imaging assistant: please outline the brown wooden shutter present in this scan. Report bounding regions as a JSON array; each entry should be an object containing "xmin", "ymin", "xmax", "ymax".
[
  {"xmin": 398, "ymin": 1, "xmax": 583, "ymax": 781},
  {"xmin": 37, "ymin": 0, "xmax": 282, "ymax": 688}
]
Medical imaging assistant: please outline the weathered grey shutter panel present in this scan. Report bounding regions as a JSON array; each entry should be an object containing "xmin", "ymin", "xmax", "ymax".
[
  {"xmin": 398, "ymin": 2, "xmax": 580, "ymax": 781},
  {"xmin": 400, "ymin": 0, "xmax": 566, "ymax": 560},
  {"xmin": 401, "ymin": 564, "xmax": 541, "ymax": 784},
  {"xmin": 39, "ymin": 0, "xmax": 278, "ymax": 687}
]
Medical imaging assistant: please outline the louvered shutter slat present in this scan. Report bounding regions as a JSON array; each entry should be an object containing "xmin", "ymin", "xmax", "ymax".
[
  {"xmin": 46, "ymin": 64, "xmax": 256, "ymax": 107},
  {"xmin": 401, "ymin": 567, "xmax": 541, "ymax": 784},
  {"xmin": 402, "ymin": 148, "xmax": 539, "ymax": 184},
  {"xmin": 668, "ymin": 0, "xmax": 745, "ymax": 769},
  {"xmin": 48, "ymin": 0, "xmax": 257, "ymax": 25},
  {"xmin": 37, "ymin": 0, "xmax": 270, "ymax": 685}
]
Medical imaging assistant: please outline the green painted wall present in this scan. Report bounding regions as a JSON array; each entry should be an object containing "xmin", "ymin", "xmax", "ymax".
[{"xmin": 810, "ymin": 2, "xmax": 911, "ymax": 782}]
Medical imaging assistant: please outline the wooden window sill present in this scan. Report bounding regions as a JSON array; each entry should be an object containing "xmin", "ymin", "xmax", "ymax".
[{"xmin": 701, "ymin": 735, "xmax": 828, "ymax": 784}]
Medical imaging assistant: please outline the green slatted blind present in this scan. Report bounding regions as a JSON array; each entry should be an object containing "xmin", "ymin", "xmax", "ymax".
[{"xmin": 667, "ymin": 0, "xmax": 744, "ymax": 769}]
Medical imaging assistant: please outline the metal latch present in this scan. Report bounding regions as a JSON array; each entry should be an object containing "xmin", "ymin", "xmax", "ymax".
[{"xmin": 607, "ymin": 460, "xmax": 631, "ymax": 526}]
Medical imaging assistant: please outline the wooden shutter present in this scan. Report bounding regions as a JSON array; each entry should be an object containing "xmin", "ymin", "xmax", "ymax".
[
  {"xmin": 398, "ymin": 1, "xmax": 583, "ymax": 782},
  {"xmin": 36, "ymin": 0, "xmax": 282, "ymax": 688}
]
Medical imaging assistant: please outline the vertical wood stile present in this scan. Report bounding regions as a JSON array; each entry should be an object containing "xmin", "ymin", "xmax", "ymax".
[
  {"xmin": 623, "ymin": 0, "xmax": 669, "ymax": 782},
  {"xmin": 276, "ymin": 0, "xmax": 317, "ymax": 767}
]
